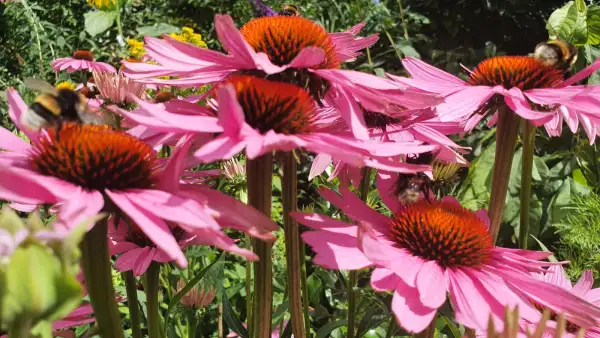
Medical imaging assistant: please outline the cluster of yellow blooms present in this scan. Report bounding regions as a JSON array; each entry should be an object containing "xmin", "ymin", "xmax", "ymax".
[
  {"xmin": 126, "ymin": 27, "xmax": 207, "ymax": 61},
  {"xmin": 168, "ymin": 27, "xmax": 208, "ymax": 48},
  {"xmin": 86, "ymin": 0, "xmax": 117, "ymax": 11},
  {"xmin": 127, "ymin": 39, "xmax": 146, "ymax": 60},
  {"xmin": 55, "ymin": 81, "xmax": 77, "ymax": 91}
]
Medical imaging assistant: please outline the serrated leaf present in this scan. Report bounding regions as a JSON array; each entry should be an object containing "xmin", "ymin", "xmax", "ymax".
[
  {"xmin": 315, "ymin": 319, "xmax": 348, "ymax": 338},
  {"xmin": 584, "ymin": 45, "xmax": 600, "ymax": 85},
  {"xmin": 587, "ymin": 6, "xmax": 600, "ymax": 44},
  {"xmin": 84, "ymin": 10, "xmax": 117, "ymax": 36},
  {"xmin": 546, "ymin": 1, "xmax": 588, "ymax": 44}
]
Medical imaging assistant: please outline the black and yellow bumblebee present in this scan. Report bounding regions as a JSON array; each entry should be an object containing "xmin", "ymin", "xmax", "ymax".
[
  {"xmin": 21, "ymin": 78, "xmax": 111, "ymax": 134},
  {"xmin": 394, "ymin": 153, "xmax": 462, "ymax": 205},
  {"xmin": 533, "ymin": 39, "xmax": 578, "ymax": 72},
  {"xmin": 279, "ymin": 4, "xmax": 300, "ymax": 16}
]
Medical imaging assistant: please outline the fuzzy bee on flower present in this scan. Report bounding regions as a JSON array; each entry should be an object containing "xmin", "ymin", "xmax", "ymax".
[
  {"xmin": 533, "ymin": 39, "xmax": 578, "ymax": 73},
  {"xmin": 21, "ymin": 78, "xmax": 113, "ymax": 135}
]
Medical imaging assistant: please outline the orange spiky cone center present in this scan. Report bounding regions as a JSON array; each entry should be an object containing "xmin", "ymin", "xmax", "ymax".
[{"xmin": 468, "ymin": 56, "xmax": 564, "ymax": 90}]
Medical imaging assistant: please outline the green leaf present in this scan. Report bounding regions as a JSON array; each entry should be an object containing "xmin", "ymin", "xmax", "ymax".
[
  {"xmin": 136, "ymin": 23, "xmax": 180, "ymax": 37},
  {"xmin": 221, "ymin": 287, "xmax": 249, "ymax": 338},
  {"xmin": 584, "ymin": 45, "xmax": 600, "ymax": 85},
  {"xmin": 84, "ymin": 10, "xmax": 117, "ymax": 37},
  {"xmin": 440, "ymin": 315, "xmax": 461, "ymax": 338},
  {"xmin": 531, "ymin": 235, "xmax": 559, "ymax": 262},
  {"xmin": 573, "ymin": 168, "xmax": 589, "ymax": 186},
  {"xmin": 587, "ymin": 6, "xmax": 600, "ymax": 44},
  {"xmin": 533, "ymin": 156, "xmax": 550, "ymax": 181},
  {"xmin": 0, "ymin": 206, "xmax": 25, "ymax": 235},
  {"xmin": 315, "ymin": 319, "xmax": 348, "ymax": 338},
  {"xmin": 546, "ymin": 0, "xmax": 588, "ymax": 44},
  {"xmin": 396, "ymin": 41, "xmax": 420, "ymax": 58},
  {"xmin": 457, "ymin": 141, "xmax": 496, "ymax": 210},
  {"xmin": 307, "ymin": 274, "xmax": 323, "ymax": 305},
  {"xmin": 356, "ymin": 304, "xmax": 387, "ymax": 338}
]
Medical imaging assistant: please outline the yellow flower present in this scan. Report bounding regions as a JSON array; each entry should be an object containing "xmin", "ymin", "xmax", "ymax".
[
  {"xmin": 169, "ymin": 26, "xmax": 207, "ymax": 48},
  {"xmin": 55, "ymin": 81, "xmax": 76, "ymax": 91},
  {"xmin": 127, "ymin": 39, "xmax": 146, "ymax": 59},
  {"xmin": 86, "ymin": 0, "xmax": 117, "ymax": 11}
]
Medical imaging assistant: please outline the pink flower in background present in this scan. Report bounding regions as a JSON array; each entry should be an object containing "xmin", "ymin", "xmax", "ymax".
[
  {"xmin": 52, "ymin": 50, "xmax": 116, "ymax": 73},
  {"xmin": 93, "ymin": 70, "xmax": 146, "ymax": 105},
  {"xmin": 117, "ymin": 75, "xmax": 438, "ymax": 174},
  {"xmin": 0, "ymin": 89, "xmax": 277, "ymax": 268},
  {"xmin": 396, "ymin": 56, "xmax": 600, "ymax": 142},
  {"xmin": 174, "ymin": 280, "xmax": 217, "ymax": 309},
  {"xmin": 291, "ymin": 172, "xmax": 600, "ymax": 333},
  {"xmin": 121, "ymin": 14, "xmax": 441, "ymax": 139},
  {"xmin": 526, "ymin": 265, "xmax": 600, "ymax": 337}
]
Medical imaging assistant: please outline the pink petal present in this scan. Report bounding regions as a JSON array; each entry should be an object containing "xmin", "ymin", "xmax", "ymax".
[
  {"xmin": 0, "ymin": 167, "xmax": 75, "ymax": 205},
  {"xmin": 194, "ymin": 136, "xmax": 248, "ymax": 163},
  {"xmin": 318, "ymin": 186, "xmax": 389, "ymax": 226},
  {"xmin": 503, "ymin": 89, "xmax": 555, "ymax": 123},
  {"xmin": 6, "ymin": 88, "xmax": 40, "ymax": 141},
  {"xmin": 214, "ymin": 15, "xmax": 257, "ymax": 66},
  {"xmin": 188, "ymin": 228, "xmax": 259, "ymax": 260},
  {"xmin": 326, "ymin": 86, "xmax": 369, "ymax": 140},
  {"xmin": 401, "ymin": 57, "xmax": 468, "ymax": 88},
  {"xmin": 110, "ymin": 242, "xmax": 140, "ymax": 255},
  {"xmin": 288, "ymin": 47, "xmax": 326, "ymax": 68},
  {"xmin": 301, "ymin": 230, "xmax": 372, "ymax": 270},
  {"xmin": 290, "ymin": 212, "xmax": 354, "ymax": 233},
  {"xmin": 573, "ymin": 270, "xmax": 594, "ymax": 296},
  {"xmin": 156, "ymin": 133, "xmax": 195, "ymax": 192},
  {"xmin": 376, "ymin": 171, "xmax": 401, "ymax": 213},
  {"xmin": 371, "ymin": 267, "xmax": 401, "ymax": 291},
  {"xmin": 216, "ymin": 84, "xmax": 247, "ymax": 137},
  {"xmin": 55, "ymin": 190, "xmax": 105, "ymax": 230},
  {"xmin": 437, "ymin": 86, "xmax": 495, "ymax": 121},
  {"xmin": 446, "ymin": 268, "xmax": 499, "ymax": 330},
  {"xmin": 106, "ymin": 190, "xmax": 187, "ymax": 268},
  {"xmin": 0, "ymin": 127, "xmax": 30, "ymax": 153},
  {"xmin": 545, "ymin": 265, "xmax": 573, "ymax": 289},
  {"xmin": 392, "ymin": 281, "xmax": 437, "ymax": 333},
  {"xmin": 309, "ymin": 153, "xmax": 332, "ymax": 180},
  {"xmin": 114, "ymin": 247, "xmax": 145, "ymax": 273},
  {"xmin": 416, "ymin": 261, "xmax": 447, "ymax": 309},
  {"xmin": 133, "ymin": 247, "xmax": 155, "ymax": 276},
  {"xmin": 563, "ymin": 57, "xmax": 600, "ymax": 86}
]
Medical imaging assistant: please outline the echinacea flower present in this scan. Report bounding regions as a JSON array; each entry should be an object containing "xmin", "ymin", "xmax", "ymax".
[
  {"xmin": 52, "ymin": 50, "xmax": 116, "ymax": 73},
  {"xmin": 92, "ymin": 70, "xmax": 146, "ymax": 105},
  {"xmin": 397, "ymin": 56, "xmax": 600, "ymax": 142},
  {"xmin": 121, "ymin": 14, "xmax": 439, "ymax": 139},
  {"xmin": 0, "ymin": 89, "xmax": 277, "ymax": 267},
  {"xmin": 118, "ymin": 75, "xmax": 438, "ymax": 173},
  {"xmin": 291, "ymin": 172, "xmax": 600, "ymax": 333},
  {"xmin": 526, "ymin": 265, "xmax": 600, "ymax": 337},
  {"xmin": 173, "ymin": 280, "xmax": 217, "ymax": 309}
]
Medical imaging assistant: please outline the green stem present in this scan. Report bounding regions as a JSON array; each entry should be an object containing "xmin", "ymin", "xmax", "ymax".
[
  {"xmin": 348, "ymin": 168, "xmax": 371, "ymax": 338},
  {"xmin": 247, "ymin": 155, "xmax": 274, "ymax": 338},
  {"xmin": 488, "ymin": 106, "xmax": 522, "ymax": 243},
  {"xmin": 219, "ymin": 303, "xmax": 224, "ymax": 338},
  {"xmin": 299, "ymin": 233, "xmax": 311, "ymax": 335},
  {"xmin": 123, "ymin": 271, "xmax": 143, "ymax": 338},
  {"xmin": 397, "ymin": 0, "xmax": 410, "ymax": 40},
  {"xmin": 145, "ymin": 262, "xmax": 164, "ymax": 338},
  {"xmin": 115, "ymin": 0, "xmax": 124, "ymax": 41},
  {"xmin": 519, "ymin": 121, "xmax": 536, "ymax": 249},
  {"xmin": 8, "ymin": 317, "xmax": 31, "ymax": 338},
  {"xmin": 282, "ymin": 152, "xmax": 306, "ymax": 338},
  {"xmin": 80, "ymin": 218, "xmax": 125, "ymax": 338},
  {"xmin": 187, "ymin": 311, "xmax": 198, "ymax": 338},
  {"xmin": 245, "ymin": 234, "xmax": 253, "ymax": 334},
  {"xmin": 385, "ymin": 316, "xmax": 396, "ymax": 338}
]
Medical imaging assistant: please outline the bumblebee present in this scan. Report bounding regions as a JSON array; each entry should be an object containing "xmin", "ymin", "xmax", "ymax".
[
  {"xmin": 279, "ymin": 4, "xmax": 300, "ymax": 16},
  {"xmin": 21, "ymin": 78, "xmax": 111, "ymax": 133},
  {"xmin": 533, "ymin": 39, "xmax": 578, "ymax": 72},
  {"xmin": 393, "ymin": 154, "xmax": 462, "ymax": 205}
]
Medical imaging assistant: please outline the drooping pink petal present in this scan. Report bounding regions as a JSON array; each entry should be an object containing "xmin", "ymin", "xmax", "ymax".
[
  {"xmin": 114, "ymin": 247, "xmax": 145, "ymax": 274},
  {"xmin": 133, "ymin": 247, "xmax": 155, "ymax": 276},
  {"xmin": 0, "ymin": 167, "xmax": 79, "ymax": 205},
  {"xmin": 392, "ymin": 281, "xmax": 437, "ymax": 333},
  {"xmin": 401, "ymin": 57, "xmax": 468, "ymax": 89},
  {"xmin": 290, "ymin": 212, "xmax": 354, "ymax": 233},
  {"xmin": 55, "ymin": 190, "xmax": 105, "ymax": 230},
  {"xmin": 326, "ymin": 86, "xmax": 369, "ymax": 140},
  {"xmin": 156, "ymin": 133, "xmax": 195, "ymax": 192},
  {"xmin": 301, "ymin": 230, "xmax": 372, "ymax": 270},
  {"xmin": 436, "ymin": 86, "xmax": 495, "ymax": 122},
  {"xmin": 573, "ymin": 270, "xmax": 594, "ymax": 297},
  {"xmin": 309, "ymin": 153, "xmax": 332, "ymax": 180},
  {"xmin": 563, "ymin": 57, "xmax": 600, "ymax": 86},
  {"xmin": 376, "ymin": 171, "xmax": 401, "ymax": 213},
  {"xmin": 111, "ymin": 242, "xmax": 140, "ymax": 255},
  {"xmin": 217, "ymin": 84, "xmax": 249, "ymax": 137},
  {"xmin": 194, "ymin": 136, "xmax": 248, "ymax": 163},
  {"xmin": 318, "ymin": 186, "xmax": 389, "ymax": 226},
  {"xmin": 188, "ymin": 228, "xmax": 259, "ymax": 260},
  {"xmin": 288, "ymin": 47, "xmax": 326, "ymax": 68},
  {"xmin": 6, "ymin": 88, "xmax": 40, "ymax": 141},
  {"xmin": 371, "ymin": 267, "xmax": 402, "ymax": 291},
  {"xmin": 416, "ymin": 261, "xmax": 447, "ymax": 309},
  {"xmin": 503, "ymin": 89, "xmax": 556, "ymax": 123},
  {"xmin": 106, "ymin": 189, "xmax": 187, "ymax": 268},
  {"xmin": 0, "ymin": 128, "xmax": 30, "ymax": 153}
]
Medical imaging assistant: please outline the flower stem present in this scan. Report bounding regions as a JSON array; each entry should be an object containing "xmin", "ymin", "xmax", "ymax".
[
  {"xmin": 247, "ymin": 154, "xmax": 274, "ymax": 338},
  {"xmin": 519, "ymin": 121, "xmax": 536, "ymax": 249},
  {"xmin": 348, "ymin": 167, "xmax": 371, "ymax": 338},
  {"xmin": 123, "ymin": 271, "xmax": 143, "ymax": 338},
  {"xmin": 385, "ymin": 316, "xmax": 396, "ymax": 338},
  {"xmin": 8, "ymin": 317, "xmax": 31, "ymax": 338},
  {"xmin": 299, "ymin": 232, "xmax": 311, "ymax": 333},
  {"xmin": 80, "ymin": 218, "xmax": 124, "ymax": 338},
  {"xmin": 187, "ymin": 311, "xmax": 198, "ymax": 338},
  {"xmin": 218, "ymin": 303, "xmax": 224, "ymax": 338},
  {"xmin": 115, "ymin": 0, "xmax": 124, "ymax": 43},
  {"xmin": 282, "ymin": 152, "xmax": 306, "ymax": 338},
  {"xmin": 488, "ymin": 107, "xmax": 521, "ymax": 243},
  {"xmin": 145, "ymin": 262, "xmax": 164, "ymax": 338},
  {"xmin": 245, "ymin": 234, "xmax": 253, "ymax": 334}
]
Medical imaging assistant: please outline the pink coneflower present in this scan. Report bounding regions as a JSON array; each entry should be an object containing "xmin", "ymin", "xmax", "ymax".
[
  {"xmin": 0, "ymin": 89, "xmax": 278, "ymax": 267},
  {"xmin": 52, "ymin": 50, "xmax": 116, "ymax": 73},
  {"xmin": 173, "ymin": 280, "xmax": 217, "ymax": 309},
  {"xmin": 397, "ymin": 56, "xmax": 600, "ymax": 142},
  {"xmin": 291, "ymin": 173, "xmax": 600, "ymax": 333},
  {"xmin": 120, "ymin": 15, "xmax": 440, "ymax": 139},
  {"xmin": 92, "ymin": 70, "xmax": 146, "ymax": 105},
  {"xmin": 526, "ymin": 266, "xmax": 600, "ymax": 337},
  {"xmin": 117, "ymin": 75, "xmax": 437, "ymax": 173}
]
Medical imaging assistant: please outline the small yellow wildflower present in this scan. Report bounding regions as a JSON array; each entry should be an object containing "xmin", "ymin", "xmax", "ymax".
[
  {"xmin": 86, "ymin": 0, "xmax": 117, "ymax": 11},
  {"xmin": 169, "ymin": 27, "xmax": 207, "ymax": 48},
  {"xmin": 55, "ymin": 81, "xmax": 76, "ymax": 91},
  {"xmin": 127, "ymin": 39, "xmax": 146, "ymax": 59}
]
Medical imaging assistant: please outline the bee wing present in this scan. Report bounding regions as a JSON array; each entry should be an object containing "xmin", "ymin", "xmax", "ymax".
[{"xmin": 23, "ymin": 78, "xmax": 57, "ymax": 94}]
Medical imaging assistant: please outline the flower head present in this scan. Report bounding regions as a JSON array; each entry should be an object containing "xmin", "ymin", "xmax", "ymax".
[
  {"xmin": 92, "ymin": 70, "xmax": 146, "ymax": 105},
  {"xmin": 127, "ymin": 39, "xmax": 146, "ymax": 60},
  {"xmin": 121, "ymin": 14, "xmax": 437, "ymax": 140},
  {"xmin": 397, "ymin": 56, "xmax": 600, "ymax": 142},
  {"xmin": 52, "ymin": 50, "xmax": 116, "ymax": 73},
  {"xmin": 87, "ymin": 0, "xmax": 117, "ymax": 10},
  {"xmin": 291, "ymin": 172, "xmax": 600, "ymax": 333},
  {"xmin": 0, "ymin": 89, "xmax": 278, "ymax": 268},
  {"xmin": 174, "ymin": 280, "xmax": 217, "ymax": 309},
  {"xmin": 169, "ymin": 27, "xmax": 208, "ymax": 48}
]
